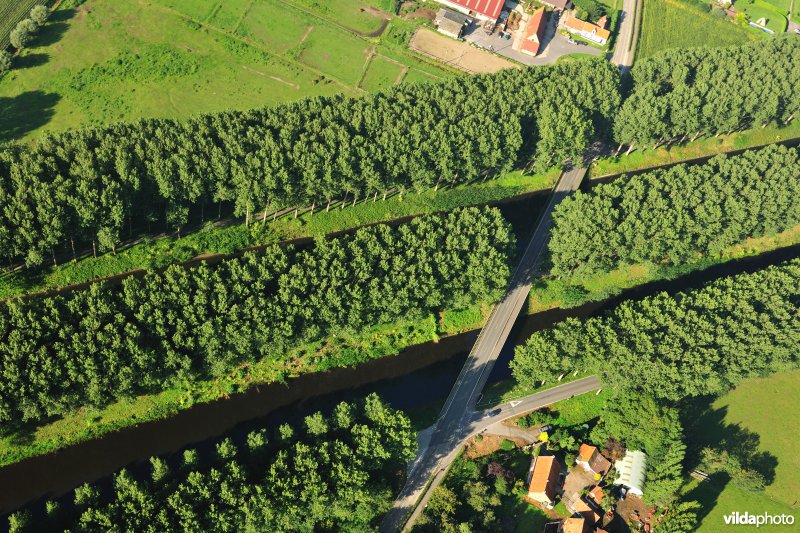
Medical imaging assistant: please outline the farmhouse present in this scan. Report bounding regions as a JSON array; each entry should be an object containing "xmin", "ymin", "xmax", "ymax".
[
  {"xmin": 575, "ymin": 443, "xmax": 611, "ymax": 476},
  {"xmin": 564, "ymin": 16, "xmax": 611, "ymax": 45},
  {"xmin": 434, "ymin": 0, "xmax": 507, "ymax": 22},
  {"xmin": 521, "ymin": 8, "xmax": 549, "ymax": 56},
  {"xmin": 435, "ymin": 8, "xmax": 472, "ymax": 38},
  {"xmin": 615, "ymin": 450, "xmax": 647, "ymax": 496},
  {"xmin": 527, "ymin": 454, "xmax": 563, "ymax": 508}
]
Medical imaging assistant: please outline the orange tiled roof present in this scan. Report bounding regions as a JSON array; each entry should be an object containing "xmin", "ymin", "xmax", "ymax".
[
  {"xmin": 562, "ymin": 517, "xmax": 586, "ymax": 533},
  {"xmin": 445, "ymin": 0, "xmax": 505, "ymax": 20},
  {"xmin": 528, "ymin": 455, "xmax": 561, "ymax": 498},
  {"xmin": 578, "ymin": 443, "xmax": 597, "ymax": 463},
  {"xmin": 564, "ymin": 17, "xmax": 611, "ymax": 41},
  {"xmin": 589, "ymin": 485, "xmax": 605, "ymax": 503},
  {"xmin": 521, "ymin": 8, "xmax": 548, "ymax": 55}
]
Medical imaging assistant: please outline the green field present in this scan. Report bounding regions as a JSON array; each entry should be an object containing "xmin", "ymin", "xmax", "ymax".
[
  {"xmin": 0, "ymin": 0, "xmax": 452, "ymax": 142},
  {"xmin": 681, "ymin": 370, "xmax": 800, "ymax": 531},
  {"xmin": 360, "ymin": 54, "xmax": 406, "ymax": 90},
  {"xmin": 637, "ymin": 0, "xmax": 757, "ymax": 59},
  {"xmin": 283, "ymin": 0, "xmax": 391, "ymax": 34},
  {"xmin": 294, "ymin": 24, "xmax": 371, "ymax": 85},
  {"xmin": 238, "ymin": 0, "xmax": 314, "ymax": 53}
]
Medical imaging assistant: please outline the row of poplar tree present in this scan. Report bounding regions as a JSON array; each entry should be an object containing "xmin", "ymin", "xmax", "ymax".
[
  {"xmin": 548, "ymin": 144, "xmax": 800, "ymax": 276},
  {"xmin": 511, "ymin": 259, "xmax": 800, "ymax": 401},
  {"xmin": 2, "ymin": 37, "xmax": 798, "ymax": 268},
  {"xmin": 6, "ymin": 394, "xmax": 416, "ymax": 532},
  {"xmin": 614, "ymin": 37, "xmax": 800, "ymax": 149},
  {"xmin": 0, "ymin": 207, "xmax": 515, "ymax": 426},
  {"xmin": 0, "ymin": 59, "xmax": 620, "ymax": 267}
]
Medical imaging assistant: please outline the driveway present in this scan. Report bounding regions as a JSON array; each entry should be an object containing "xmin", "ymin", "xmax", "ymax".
[{"xmin": 462, "ymin": 10, "xmax": 603, "ymax": 66}]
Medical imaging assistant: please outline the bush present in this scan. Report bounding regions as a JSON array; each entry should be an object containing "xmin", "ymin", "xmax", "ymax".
[
  {"xmin": 500, "ymin": 439, "xmax": 516, "ymax": 451},
  {"xmin": 0, "ymin": 51, "xmax": 11, "ymax": 73},
  {"xmin": 30, "ymin": 5, "xmax": 49, "ymax": 27}
]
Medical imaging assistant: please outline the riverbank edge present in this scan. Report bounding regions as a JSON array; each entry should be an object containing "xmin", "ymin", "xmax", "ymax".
[{"xmin": 1, "ymin": 226, "xmax": 798, "ymax": 470}]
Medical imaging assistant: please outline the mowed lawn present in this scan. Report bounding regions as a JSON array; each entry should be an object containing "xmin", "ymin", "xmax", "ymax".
[
  {"xmin": 682, "ymin": 370, "xmax": 800, "ymax": 531},
  {"xmin": 0, "ymin": 0, "xmax": 453, "ymax": 142},
  {"xmin": 735, "ymin": 0, "xmax": 788, "ymax": 32},
  {"xmin": 637, "ymin": 0, "xmax": 758, "ymax": 59}
]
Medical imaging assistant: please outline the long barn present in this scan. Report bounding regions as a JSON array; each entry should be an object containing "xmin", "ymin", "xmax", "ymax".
[{"xmin": 434, "ymin": 0, "xmax": 506, "ymax": 22}]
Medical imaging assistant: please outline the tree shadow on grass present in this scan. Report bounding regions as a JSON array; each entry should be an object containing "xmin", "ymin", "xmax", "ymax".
[
  {"xmin": 683, "ymin": 472, "xmax": 731, "ymax": 528},
  {"xmin": 0, "ymin": 91, "xmax": 60, "ymax": 141},
  {"xmin": 680, "ymin": 398, "xmax": 779, "ymax": 527},
  {"xmin": 682, "ymin": 400, "xmax": 778, "ymax": 485},
  {"xmin": 32, "ymin": 21, "xmax": 71, "ymax": 49},
  {"xmin": 14, "ymin": 52, "xmax": 49, "ymax": 70}
]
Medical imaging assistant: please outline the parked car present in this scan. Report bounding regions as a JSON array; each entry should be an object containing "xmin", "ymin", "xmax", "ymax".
[
  {"xmin": 795, "ymin": 28, "xmax": 800, "ymax": 34},
  {"xmin": 567, "ymin": 38, "xmax": 577, "ymax": 44},
  {"xmin": 576, "ymin": 41, "xmax": 588, "ymax": 46}
]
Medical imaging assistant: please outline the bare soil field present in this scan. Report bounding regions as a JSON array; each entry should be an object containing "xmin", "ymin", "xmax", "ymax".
[{"xmin": 409, "ymin": 28, "xmax": 516, "ymax": 73}]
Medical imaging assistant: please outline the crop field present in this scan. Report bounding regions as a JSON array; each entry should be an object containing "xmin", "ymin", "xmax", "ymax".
[
  {"xmin": 0, "ymin": 0, "xmax": 47, "ymax": 48},
  {"xmin": 0, "ymin": 0, "xmax": 453, "ymax": 142},
  {"xmin": 637, "ymin": 0, "xmax": 758, "ymax": 59},
  {"xmin": 682, "ymin": 370, "xmax": 800, "ymax": 531}
]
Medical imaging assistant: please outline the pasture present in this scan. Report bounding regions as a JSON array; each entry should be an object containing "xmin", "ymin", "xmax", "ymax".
[
  {"xmin": 682, "ymin": 370, "xmax": 800, "ymax": 530},
  {"xmin": 0, "ymin": 0, "xmax": 453, "ymax": 141},
  {"xmin": 636, "ymin": 0, "xmax": 757, "ymax": 59}
]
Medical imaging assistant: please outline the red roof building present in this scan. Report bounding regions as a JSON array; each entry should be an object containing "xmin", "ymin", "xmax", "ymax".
[
  {"xmin": 521, "ymin": 7, "xmax": 548, "ymax": 56},
  {"xmin": 436, "ymin": 0, "xmax": 506, "ymax": 21}
]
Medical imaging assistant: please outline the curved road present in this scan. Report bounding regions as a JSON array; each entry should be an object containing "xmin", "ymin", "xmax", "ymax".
[{"xmin": 380, "ymin": 167, "xmax": 588, "ymax": 532}]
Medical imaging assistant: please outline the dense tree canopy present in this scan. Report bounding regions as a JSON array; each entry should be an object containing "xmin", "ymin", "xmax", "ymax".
[
  {"xmin": 511, "ymin": 260, "xmax": 800, "ymax": 400},
  {"xmin": 0, "ymin": 207, "xmax": 515, "ymax": 428},
  {"xmin": 548, "ymin": 145, "xmax": 800, "ymax": 277},
  {"xmin": 614, "ymin": 37, "xmax": 800, "ymax": 147},
  {"xmin": 0, "ymin": 60, "xmax": 619, "ymax": 267},
  {"xmin": 7, "ymin": 394, "xmax": 416, "ymax": 532},
  {"xmin": 590, "ymin": 394, "xmax": 685, "ymax": 506}
]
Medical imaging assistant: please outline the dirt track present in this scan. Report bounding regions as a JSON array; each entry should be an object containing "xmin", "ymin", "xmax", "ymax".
[{"xmin": 409, "ymin": 28, "xmax": 516, "ymax": 73}]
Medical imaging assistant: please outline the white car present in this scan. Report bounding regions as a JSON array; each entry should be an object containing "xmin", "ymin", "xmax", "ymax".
[{"xmin": 567, "ymin": 38, "xmax": 577, "ymax": 44}]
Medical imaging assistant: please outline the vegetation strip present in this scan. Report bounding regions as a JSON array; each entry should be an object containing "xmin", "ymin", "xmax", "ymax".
[
  {"xmin": 0, "ymin": 60, "xmax": 619, "ymax": 269},
  {"xmin": 512, "ymin": 259, "xmax": 800, "ymax": 401},
  {"xmin": 550, "ymin": 145, "xmax": 800, "ymax": 276},
  {"xmin": 0, "ymin": 207, "xmax": 513, "ymax": 430},
  {"xmin": 615, "ymin": 37, "xmax": 799, "ymax": 151}
]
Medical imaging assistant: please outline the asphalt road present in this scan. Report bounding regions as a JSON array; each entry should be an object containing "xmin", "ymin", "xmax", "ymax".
[
  {"xmin": 380, "ymin": 167, "xmax": 588, "ymax": 532},
  {"xmin": 611, "ymin": 0, "xmax": 641, "ymax": 70},
  {"xmin": 389, "ymin": 376, "xmax": 602, "ymax": 531}
]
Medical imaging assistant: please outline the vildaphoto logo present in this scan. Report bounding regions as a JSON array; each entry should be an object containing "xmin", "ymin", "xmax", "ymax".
[{"xmin": 723, "ymin": 512, "xmax": 795, "ymax": 527}]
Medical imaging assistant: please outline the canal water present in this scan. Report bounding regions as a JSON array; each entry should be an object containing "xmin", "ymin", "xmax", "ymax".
[{"xmin": 1, "ymin": 238, "xmax": 797, "ymax": 517}]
